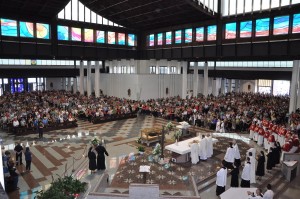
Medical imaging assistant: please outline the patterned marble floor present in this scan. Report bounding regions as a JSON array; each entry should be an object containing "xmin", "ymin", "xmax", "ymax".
[{"xmin": 1, "ymin": 115, "xmax": 299, "ymax": 199}]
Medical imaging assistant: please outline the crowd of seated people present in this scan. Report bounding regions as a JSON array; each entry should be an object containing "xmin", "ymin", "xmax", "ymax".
[
  {"xmin": 139, "ymin": 92, "xmax": 290, "ymax": 133},
  {"xmin": 0, "ymin": 91, "xmax": 78, "ymax": 134}
]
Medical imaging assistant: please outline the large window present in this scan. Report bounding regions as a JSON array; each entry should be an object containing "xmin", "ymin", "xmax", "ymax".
[
  {"xmin": 0, "ymin": 18, "xmax": 17, "ymax": 37},
  {"xmin": 36, "ymin": 23, "xmax": 50, "ymax": 39},
  {"xmin": 157, "ymin": 33, "xmax": 163, "ymax": 45},
  {"xmin": 185, "ymin": 28, "xmax": 193, "ymax": 43},
  {"xmin": 57, "ymin": 25, "xmax": 69, "ymax": 40},
  {"xmin": 255, "ymin": 18, "xmax": 270, "ymax": 37},
  {"xmin": 19, "ymin": 22, "xmax": 34, "ymax": 38},
  {"xmin": 175, "ymin": 30, "xmax": 182, "ymax": 44},
  {"xmin": 166, "ymin": 31, "xmax": 172, "ymax": 45},
  {"xmin": 149, "ymin": 34, "xmax": 154, "ymax": 46},
  {"xmin": 196, "ymin": 27, "xmax": 204, "ymax": 42},
  {"xmin": 293, "ymin": 13, "xmax": 300, "ymax": 33},
  {"xmin": 240, "ymin": 21, "xmax": 252, "ymax": 38},
  {"xmin": 107, "ymin": 31, "xmax": 116, "ymax": 44},
  {"xmin": 273, "ymin": 15, "xmax": 289, "ymax": 35},
  {"xmin": 207, "ymin": 25, "xmax": 217, "ymax": 41},
  {"xmin": 84, "ymin": 29, "xmax": 94, "ymax": 42},
  {"xmin": 128, "ymin": 34, "xmax": 135, "ymax": 46},
  {"xmin": 118, "ymin": 33, "xmax": 125, "ymax": 45},
  {"xmin": 225, "ymin": 22, "xmax": 236, "ymax": 39},
  {"xmin": 71, "ymin": 27, "xmax": 81, "ymax": 41}
]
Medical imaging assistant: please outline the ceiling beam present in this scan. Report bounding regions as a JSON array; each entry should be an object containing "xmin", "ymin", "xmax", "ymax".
[
  {"xmin": 97, "ymin": 0, "xmax": 129, "ymax": 12},
  {"xmin": 184, "ymin": 0, "xmax": 216, "ymax": 18}
]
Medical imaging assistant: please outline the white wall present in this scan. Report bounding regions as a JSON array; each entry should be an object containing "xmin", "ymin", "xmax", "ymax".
[
  {"xmin": 46, "ymin": 78, "xmax": 62, "ymax": 90},
  {"xmin": 240, "ymin": 80, "xmax": 256, "ymax": 92}
]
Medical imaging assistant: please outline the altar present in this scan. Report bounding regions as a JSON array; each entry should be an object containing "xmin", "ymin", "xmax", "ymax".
[
  {"xmin": 176, "ymin": 121, "xmax": 191, "ymax": 137},
  {"xmin": 165, "ymin": 136, "xmax": 218, "ymax": 163},
  {"xmin": 220, "ymin": 188, "xmax": 257, "ymax": 199}
]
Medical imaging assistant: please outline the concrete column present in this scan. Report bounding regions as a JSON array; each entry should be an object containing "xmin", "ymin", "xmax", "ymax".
[
  {"xmin": 117, "ymin": 60, "xmax": 121, "ymax": 74},
  {"xmin": 193, "ymin": 62, "xmax": 199, "ymax": 96},
  {"xmin": 95, "ymin": 61, "xmax": 100, "ymax": 98},
  {"xmin": 234, "ymin": 80, "xmax": 240, "ymax": 92},
  {"xmin": 130, "ymin": 59, "xmax": 136, "ymax": 74},
  {"xmin": 62, "ymin": 78, "xmax": 66, "ymax": 90},
  {"xmin": 221, "ymin": 78, "xmax": 225, "ymax": 94},
  {"xmin": 156, "ymin": 60, "xmax": 159, "ymax": 74},
  {"xmin": 67, "ymin": 78, "xmax": 71, "ymax": 91},
  {"xmin": 109, "ymin": 61, "xmax": 113, "ymax": 74},
  {"xmin": 73, "ymin": 77, "xmax": 77, "ymax": 94},
  {"xmin": 177, "ymin": 61, "xmax": 181, "ymax": 74},
  {"xmin": 203, "ymin": 61, "xmax": 208, "ymax": 97},
  {"xmin": 79, "ymin": 61, "xmax": 84, "ymax": 95},
  {"xmin": 167, "ymin": 61, "xmax": 171, "ymax": 74},
  {"xmin": 87, "ymin": 61, "xmax": 92, "ymax": 97},
  {"xmin": 228, "ymin": 79, "xmax": 232, "ymax": 93},
  {"xmin": 290, "ymin": 60, "xmax": 300, "ymax": 113},
  {"xmin": 182, "ymin": 61, "xmax": 187, "ymax": 98}
]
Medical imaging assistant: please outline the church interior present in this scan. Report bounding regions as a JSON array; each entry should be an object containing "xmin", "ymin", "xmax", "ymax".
[{"xmin": 1, "ymin": 0, "xmax": 300, "ymax": 199}]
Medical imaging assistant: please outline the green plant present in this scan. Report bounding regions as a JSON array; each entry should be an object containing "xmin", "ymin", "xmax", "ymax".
[
  {"xmin": 152, "ymin": 143, "xmax": 161, "ymax": 155},
  {"xmin": 165, "ymin": 122, "xmax": 174, "ymax": 131},
  {"xmin": 35, "ymin": 175, "xmax": 86, "ymax": 199},
  {"xmin": 173, "ymin": 129, "xmax": 182, "ymax": 140},
  {"xmin": 137, "ymin": 145, "xmax": 145, "ymax": 152}
]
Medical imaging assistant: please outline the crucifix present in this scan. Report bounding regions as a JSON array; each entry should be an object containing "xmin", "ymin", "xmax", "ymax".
[{"xmin": 160, "ymin": 126, "xmax": 165, "ymax": 159}]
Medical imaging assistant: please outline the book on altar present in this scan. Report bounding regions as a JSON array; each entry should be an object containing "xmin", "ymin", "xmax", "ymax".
[{"xmin": 139, "ymin": 165, "xmax": 151, "ymax": 173}]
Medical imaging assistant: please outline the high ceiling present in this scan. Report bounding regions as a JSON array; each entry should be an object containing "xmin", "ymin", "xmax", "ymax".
[
  {"xmin": 0, "ymin": 0, "xmax": 70, "ymax": 19},
  {"xmin": 76, "ymin": 0, "xmax": 215, "ymax": 30}
]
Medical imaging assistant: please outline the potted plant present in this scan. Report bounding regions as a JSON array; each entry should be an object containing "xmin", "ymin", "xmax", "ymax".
[
  {"xmin": 152, "ymin": 143, "xmax": 162, "ymax": 162},
  {"xmin": 137, "ymin": 146, "xmax": 145, "ymax": 155},
  {"xmin": 165, "ymin": 122, "xmax": 174, "ymax": 131},
  {"xmin": 173, "ymin": 129, "xmax": 182, "ymax": 142}
]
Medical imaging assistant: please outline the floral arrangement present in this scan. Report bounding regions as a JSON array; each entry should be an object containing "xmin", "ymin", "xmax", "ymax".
[
  {"xmin": 137, "ymin": 145, "xmax": 145, "ymax": 152},
  {"xmin": 91, "ymin": 136, "xmax": 100, "ymax": 146},
  {"xmin": 173, "ymin": 129, "xmax": 182, "ymax": 140},
  {"xmin": 165, "ymin": 122, "xmax": 174, "ymax": 131},
  {"xmin": 152, "ymin": 143, "xmax": 161, "ymax": 155}
]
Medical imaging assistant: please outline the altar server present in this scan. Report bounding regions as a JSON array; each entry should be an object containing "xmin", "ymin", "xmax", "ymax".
[
  {"xmin": 241, "ymin": 157, "xmax": 251, "ymax": 188},
  {"xmin": 233, "ymin": 140, "xmax": 241, "ymax": 167},
  {"xmin": 190, "ymin": 140, "xmax": 199, "ymax": 164},
  {"xmin": 216, "ymin": 162, "xmax": 227, "ymax": 196},
  {"xmin": 248, "ymin": 152, "xmax": 256, "ymax": 184},
  {"xmin": 224, "ymin": 142, "xmax": 235, "ymax": 169},
  {"xmin": 199, "ymin": 135, "xmax": 207, "ymax": 160},
  {"xmin": 206, "ymin": 134, "xmax": 213, "ymax": 158}
]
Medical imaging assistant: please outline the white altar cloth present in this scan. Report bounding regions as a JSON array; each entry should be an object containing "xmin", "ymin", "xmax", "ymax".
[{"xmin": 220, "ymin": 188, "xmax": 257, "ymax": 199}]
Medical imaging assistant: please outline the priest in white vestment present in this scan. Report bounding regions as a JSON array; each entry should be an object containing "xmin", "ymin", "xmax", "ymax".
[
  {"xmin": 224, "ymin": 142, "xmax": 235, "ymax": 169},
  {"xmin": 233, "ymin": 140, "xmax": 241, "ymax": 167},
  {"xmin": 247, "ymin": 147, "xmax": 256, "ymax": 158},
  {"xmin": 199, "ymin": 135, "xmax": 207, "ymax": 160},
  {"xmin": 216, "ymin": 120, "xmax": 221, "ymax": 132},
  {"xmin": 190, "ymin": 140, "xmax": 199, "ymax": 164},
  {"xmin": 216, "ymin": 162, "xmax": 227, "ymax": 196},
  {"xmin": 248, "ymin": 152, "xmax": 256, "ymax": 184},
  {"xmin": 206, "ymin": 134, "xmax": 213, "ymax": 158}
]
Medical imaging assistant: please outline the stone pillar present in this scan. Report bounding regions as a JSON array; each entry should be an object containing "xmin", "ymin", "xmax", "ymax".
[
  {"xmin": 290, "ymin": 60, "xmax": 300, "ymax": 113},
  {"xmin": 203, "ymin": 61, "xmax": 208, "ymax": 97},
  {"xmin": 87, "ymin": 61, "xmax": 92, "ymax": 97},
  {"xmin": 193, "ymin": 62, "xmax": 199, "ymax": 96},
  {"xmin": 156, "ymin": 60, "xmax": 159, "ymax": 74},
  {"xmin": 67, "ymin": 78, "xmax": 71, "ymax": 91},
  {"xmin": 221, "ymin": 78, "xmax": 225, "ymax": 94},
  {"xmin": 79, "ymin": 61, "xmax": 84, "ymax": 95},
  {"xmin": 73, "ymin": 77, "xmax": 77, "ymax": 94},
  {"xmin": 228, "ymin": 79, "xmax": 232, "ymax": 93},
  {"xmin": 62, "ymin": 78, "xmax": 66, "ymax": 90},
  {"xmin": 95, "ymin": 61, "xmax": 100, "ymax": 98},
  {"xmin": 117, "ymin": 60, "xmax": 121, "ymax": 74},
  {"xmin": 177, "ymin": 61, "xmax": 181, "ymax": 74},
  {"xmin": 234, "ymin": 80, "xmax": 240, "ymax": 92},
  {"xmin": 167, "ymin": 61, "xmax": 172, "ymax": 74},
  {"xmin": 182, "ymin": 61, "xmax": 187, "ymax": 98}
]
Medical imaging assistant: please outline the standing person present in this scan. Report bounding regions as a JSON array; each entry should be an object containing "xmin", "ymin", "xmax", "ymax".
[
  {"xmin": 8, "ymin": 160, "xmax": 19, "ymax": 190},
  {"xmin": 230, "ymin": 162, "xmax": 239, "ymax": 187},
  {"xmin": 266, "ymin": 148, "xmax": 274, "ymax": 172},
  {"xmin": 233, "ymin": 140, "xmax": 241, "ymax": 167},
  {"xmin": 216, "ymin": 162, "xmax": 227, "ymax": 196},
  {"xmin": 88, "ymin": 145, "xmax": 97, "ymax": 173},
  {"xmin": 96, "ymin": 142, "xmax": 109, "ymax": 170},
  {"xmin": 248, "ymin": 152, "xmax": 256, "ymax": 184},
  {"xmin": 273, "ymin": 142, "xmax": 281, "ymax": 166},
  {"xmin": 224, "ymin": 142, "xmax": 235, "ymax": 169},
  {"xmin": 199, "ymin": 135, "xmax": 207, "ymax": 160},
  {"xmin": 14, "ymin": 142, "xmax": 23, "ymax": 166},
  {"xmin": 38, "ymin": 119, "xmax": 44, "ymax": 139},
  {"xmin": 241, "ymin": 157, "xmax": 251, "ymax": 188},
  {"xmin": 263, "ymin": 184, "xmax": 274, "ymax": 199},
  {"xmin": 190, "ymin": 140, "xmax": 199, "ymax": 164},
  {"xmin": 205, "ymin": 133, "xmax": 213, "ymax": 158},
  {"xmin": 24, "ymin": 147, "xmax": 32, "ymax": 172},
  {"xmin": 256, "ymin": 151, "xmax": 265, "ymax": 181}
]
